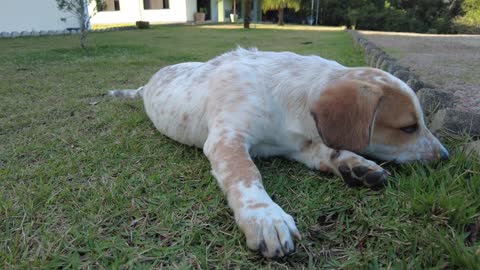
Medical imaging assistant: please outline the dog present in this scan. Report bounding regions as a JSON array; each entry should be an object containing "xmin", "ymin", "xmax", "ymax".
[{"xmin": 109, "ymin": 48, "xmax": 449, "ymax": 258}]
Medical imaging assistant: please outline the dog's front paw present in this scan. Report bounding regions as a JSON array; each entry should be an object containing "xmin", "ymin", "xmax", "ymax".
[
  {"xmin": 236, "ymin": 202, "xmax": 301, "ymax": 259},
  {"xmin": 337, "ymin": 157, "xmax": 389, "ymax": 188}
]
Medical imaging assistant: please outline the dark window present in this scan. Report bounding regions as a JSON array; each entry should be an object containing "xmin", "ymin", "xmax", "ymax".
[
  {"xmin": 143, "ymin": 0, "xmax": 169, "ymax": 10},
  {"xmin": 114, "ymin": 0, "xmax": 120, "ymax": 11},
  {"xmin": 97, "ymin": 0, "xmax": 120, "ymax": 11}
]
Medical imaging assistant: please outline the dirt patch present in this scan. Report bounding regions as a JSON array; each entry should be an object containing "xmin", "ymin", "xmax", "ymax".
[{"xmin": 359, "ymin": 31, "xmax": 480, "ymax": 113}]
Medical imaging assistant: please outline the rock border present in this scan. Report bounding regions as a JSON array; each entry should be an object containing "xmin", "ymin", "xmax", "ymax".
[
  {"xmin": 0, "ymin": 26, "xmax": 137, "ymax": 39},
  {"xmin": 348, "ymin": 30, "xmax": 480, "ymax": 137}
]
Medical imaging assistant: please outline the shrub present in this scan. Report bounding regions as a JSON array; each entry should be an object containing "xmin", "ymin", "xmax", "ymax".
[
  {"xmin": 452, "ymin": 0, "xmax": 480, "ymax": 34},
  {"xmin": 135, "ymin": 21, "xmax": 150, "ymax": 29}
]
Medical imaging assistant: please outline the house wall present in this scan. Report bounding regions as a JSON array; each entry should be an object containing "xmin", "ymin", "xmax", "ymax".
[
  {"xmin": 90, "ymin": 0, "xmax": 196, "ymax": 25},
  {"xmin": 185, "ymin": 0, "xmax": 197, "ymax": 22},
  {"xmin": 0, "ymin": 0, "xmax": 80, "ymax": 32},
  {"xmin": 210, "ymin": 1, "xmax": 218, "ymax": 22}
]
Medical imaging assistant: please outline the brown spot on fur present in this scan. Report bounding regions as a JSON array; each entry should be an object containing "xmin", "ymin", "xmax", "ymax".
[
  {"xmin": 247, "ymin": 203, "xmax": 269, "ymax": 209},
  {"xmin": 229, "ymin": 187, "xmax": 244, "ymax": 208},
  {"xmin": 186, "ymin": 91, "xmax": 192, "ymax": 100},
  {"xmin": 311, "ymin": 79, "xmax": 383, "ymax": 151},
  {"xmin": 330, "ymin": 150, "xmax": 341, "ymax": 160},
  {"xmin": 302, "ymin": 139, "xmax": 313, "ymax": 150},
  {"xmin": 291, "ymin": 70, "xmax": 302, "ymax": 77},
  {"xmin": 206, "ymin": 134, "xmax": 261, "ymax": 193},
  {"xmin": 319, "ymin": 163, "xmax": 331, "ymax": 173},
  {"xmin": 182, "ymin": 113, "xmax": 189, "ymax": 123},
  {"xmin": 371, "ymin": 84, "xmax": 419, "ymax": 147},
  {"xmin": 217, "ymin": 129, "xmax": 228, "ymax": 139},
  {"xmin": 156, "ymin": 66, "xmax": 178, "ymax": 86},
  {"xmin": 225, "ymin": 93, "xmax": 247, "ymax": 113},
  {"xmin": 336, "ymin": 68, "xmax": 421, "ymax": 149}
]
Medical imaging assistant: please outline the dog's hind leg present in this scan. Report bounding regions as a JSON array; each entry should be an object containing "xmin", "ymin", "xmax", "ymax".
[{"xmin": 108, "ymin": 86, "xmax": 144, "ymax": 99}]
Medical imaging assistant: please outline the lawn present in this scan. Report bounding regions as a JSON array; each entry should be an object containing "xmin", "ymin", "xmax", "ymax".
[{"xmin": 0, "ymin": 24, "xmax": 479, "ymax": 269}]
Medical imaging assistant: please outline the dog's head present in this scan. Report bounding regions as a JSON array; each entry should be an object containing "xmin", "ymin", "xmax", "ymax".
[{"xmin": 311, "ymin": 68, "xmax": 448, "ymax": 163}]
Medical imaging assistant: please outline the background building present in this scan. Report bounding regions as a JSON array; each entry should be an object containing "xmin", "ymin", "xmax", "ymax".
[{"xmin": 0, "ymin": 0, "xmax": 264, "ymax": 33}]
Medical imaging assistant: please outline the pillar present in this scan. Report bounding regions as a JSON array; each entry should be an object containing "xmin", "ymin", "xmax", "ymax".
[{"xmin": 218, "ymin": 0, "xmax": 225, "ymax": 22}]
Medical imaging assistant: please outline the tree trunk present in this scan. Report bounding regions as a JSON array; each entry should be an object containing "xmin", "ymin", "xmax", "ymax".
[
  {"xmin": 243, "ymin": 0, "xmax": 251, "ymax": 29},
  {"xmin": 278, "ymin": 7, "xmax": 284, "ymax": 26},
  {"xmin": 79, "ymin": 14, "xmax": 88, "ymax": 48},
  {"xmin": 79, "ymin": 0, "xmax": 88, "ymax": 49},
  {"xmin": 80, "ymin": 29, "xmax": 88, "ymax": 49}
]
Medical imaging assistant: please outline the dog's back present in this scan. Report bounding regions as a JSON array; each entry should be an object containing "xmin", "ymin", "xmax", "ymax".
[{"xmin": 109, "ymin": 48, "xmax": 348, "ymax": 151}]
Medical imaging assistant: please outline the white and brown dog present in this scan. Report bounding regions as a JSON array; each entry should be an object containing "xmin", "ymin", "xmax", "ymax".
[{"xmin": 109, "ymin": 48, "xmax": 448, "ymax": 258}]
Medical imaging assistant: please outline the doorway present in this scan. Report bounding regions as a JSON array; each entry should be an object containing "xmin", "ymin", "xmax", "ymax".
[{"xmin": 197, "ymin": 0, "xmax": 211, "ymax": 20}]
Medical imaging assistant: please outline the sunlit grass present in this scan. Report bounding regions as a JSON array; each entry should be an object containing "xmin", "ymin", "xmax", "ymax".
[
  {"xmin": 0, "ymin": 25, "xmax": 478, "ymax": 269},
  {"xmin": 200, "ymin": 23, "xmax": 346, "ymax": 31}
]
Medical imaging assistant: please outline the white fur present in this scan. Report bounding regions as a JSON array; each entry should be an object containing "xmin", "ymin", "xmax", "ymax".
[
  {"xmin": 234, "ymin": 182, "xmax": 299, "ymax": 257},
  {"xmin": 109, "ymin": 48, "xmax": 447, "ymax": 258}
]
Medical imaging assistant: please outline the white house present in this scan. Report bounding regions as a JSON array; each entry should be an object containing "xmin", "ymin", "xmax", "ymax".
[
  {"xmin": 0, "ymin": 0, "xmax": 80, "ymax": 32},
  {"xmin": 91, "ymin": 0, "xmax": 263, "ymax": 25},
  {"xmin": 0, "ymin": 0, "xmax": 263, "ymax": 33},
  {"xmin": 90, "ymin": 0, "xmax": 198, "ymax": 25}
]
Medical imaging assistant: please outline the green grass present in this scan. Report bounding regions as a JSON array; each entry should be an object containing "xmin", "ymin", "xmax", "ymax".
[{"xmin": 1, "ymin": 24, "xmax": 479, "ymax": 269}]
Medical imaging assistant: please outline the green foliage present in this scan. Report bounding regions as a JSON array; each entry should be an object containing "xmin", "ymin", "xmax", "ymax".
[
  {"xmin": 453, "ymin": 0, "xmax": 480, "ymax": 33},
  {"xmin": 55, "ymin": 0, "xmax": 94, "ymax": 48},
  {"xmin": 347, "ymin": 0, "xmax": 458, "ymax": 33},
  {"xmin": 295, "ymin": 0, "xmax": 479, "ymax": 34},
  {"xmin": 262, "ymin": 0, "xmax": 301, "ymax": 11},
  {"xmin": 263, "ymin": 0, "xmax": 301, "ymax": 25},
  {"xmin": 55, "ymin": 0, "xmax": 92, "ymax": 23},
  {"xmin": 95, "ymin": 0, "xmax": 107, "ymax": 12}
]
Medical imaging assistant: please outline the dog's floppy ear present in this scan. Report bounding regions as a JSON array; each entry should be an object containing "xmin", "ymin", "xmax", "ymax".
[{"xmin": 311, "ymin": 80, "xmax": 383, "ymax": 152}]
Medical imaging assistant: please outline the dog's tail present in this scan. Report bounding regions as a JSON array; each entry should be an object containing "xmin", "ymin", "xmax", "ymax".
[{"xmin": 108, "ymin": 86, "xmax": 144, "ymax": 99}]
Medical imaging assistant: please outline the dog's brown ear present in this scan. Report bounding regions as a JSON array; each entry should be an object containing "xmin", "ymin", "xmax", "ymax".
[{"xmin": 311, "ymin": 80, "xmax": 383, "ymax": 152}]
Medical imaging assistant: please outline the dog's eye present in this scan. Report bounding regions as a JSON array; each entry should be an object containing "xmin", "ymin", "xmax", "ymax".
[{"xmin": 400, "ymin": 124, "xmax": 418, "ymax": 134}]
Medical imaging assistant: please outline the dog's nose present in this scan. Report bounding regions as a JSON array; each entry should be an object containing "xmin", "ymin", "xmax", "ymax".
[{"xmin": 439, "ymin": 147, "xmax": 449, "ymax": 161}]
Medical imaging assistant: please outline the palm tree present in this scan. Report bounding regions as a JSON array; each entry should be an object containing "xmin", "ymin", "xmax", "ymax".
[{"xmin": 263, "ymin": 0, "xmax": 301, "ymax": 25}]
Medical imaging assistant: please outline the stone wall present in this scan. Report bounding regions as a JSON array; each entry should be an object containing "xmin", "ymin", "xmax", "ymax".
[{"xmin": 0, "ymin": 26, "xmax": 136, "ymax": 39}]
